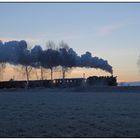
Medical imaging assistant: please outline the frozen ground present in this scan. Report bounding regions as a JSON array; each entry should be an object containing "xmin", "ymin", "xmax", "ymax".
[{"xmin": 0, "ymin": 88, "xmax": 140, "ymax": 137}]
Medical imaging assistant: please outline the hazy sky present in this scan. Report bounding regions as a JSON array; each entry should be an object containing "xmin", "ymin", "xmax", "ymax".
[{"xmin": 0, "ymin": 3, "xmax": 140, "ymax": 82}]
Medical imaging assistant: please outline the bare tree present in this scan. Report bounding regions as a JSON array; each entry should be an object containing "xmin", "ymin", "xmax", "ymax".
[
  {"xmin": 29, "ymin": 67, "xmax": 39, "ymax": 80},
  {"xmin": 18, "ymin": 43, "xmax": 33, "ymax": 85},
  {"xmin": 14, "ymin": 65, "xmax": 32, "ymax": 82},
  {"xmin": 21, "ymin": 65, "xmax": 32, "ymax": 83},
  {"xmin": 61, "ymin": 67, "xmax": 71, "ymax": 80},
  {"xmin": 58, "ymin": 41, "xmax": 74, "ymax": 82},
  {"xmin": 45, "ymin": 41, "xmax": 59, "ymax": 81},
  {"xmin": 0, "ymin": 41, "xmax": 6, "ymax": 81},
  {"xmin": 0, "ymin": 63, "xmax": 6, "ymax": 81},
  {"xmin": 30, "ymin": 45, "xmax": 44, "ymax": 81},
  {"xmin": 46, "ymin": 40, "xmax": 56, "ymax": 50},
  {"xmin": 35, "ymin": 69, "xmax": 39, "ymax": 80},
  {"xmin": 41, "ymin": 68, "xmax": 49, "ymax": 80},
  {"xmin": 16, "ymin": 65, "xmax": 32, "ymax": 84}
]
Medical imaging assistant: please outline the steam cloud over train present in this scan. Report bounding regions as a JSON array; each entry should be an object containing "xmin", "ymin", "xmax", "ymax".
[
  {"xmin": 0, "ymin": 40, "xmax": 112, "ymax": 71},
  {"xmin": 0, "ymin": 40, "xmax": 116, "ymax": 88}
]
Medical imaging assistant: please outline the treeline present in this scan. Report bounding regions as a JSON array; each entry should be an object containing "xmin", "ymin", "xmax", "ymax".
[{"xmin": 0, "ymin": 40, "xmax": 113, "ymax": 82}]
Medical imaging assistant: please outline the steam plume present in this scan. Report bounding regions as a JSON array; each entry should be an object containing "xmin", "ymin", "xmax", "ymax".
[{"xmin": 0, "ymin": 40, "xmax": 113, "ymax": 74}]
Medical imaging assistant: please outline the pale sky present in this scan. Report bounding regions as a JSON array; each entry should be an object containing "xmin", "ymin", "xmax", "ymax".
[{"xmin": 0, "ymin": 3, "xmax": 140, "ymax": 82}]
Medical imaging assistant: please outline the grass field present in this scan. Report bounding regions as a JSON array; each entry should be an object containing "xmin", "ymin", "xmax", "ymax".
[{"xmin": 0, "ymin": 88, "xmax": 140, "ymax": 137}]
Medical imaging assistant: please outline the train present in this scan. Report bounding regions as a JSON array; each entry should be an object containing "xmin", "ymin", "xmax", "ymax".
[{"xmin": 0, "ymin": 75, "xmax": 117, "ymax": 89}]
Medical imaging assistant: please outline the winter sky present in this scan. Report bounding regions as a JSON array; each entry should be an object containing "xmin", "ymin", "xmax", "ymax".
[{"xmin": 0, "ymin": 3, "xmax": 140, "ymax": 82}]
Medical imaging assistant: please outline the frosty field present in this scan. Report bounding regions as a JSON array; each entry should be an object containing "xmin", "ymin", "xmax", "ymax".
[{"xmin": 0, "ymin": 88, "xmax": 140, "ymax": 137}]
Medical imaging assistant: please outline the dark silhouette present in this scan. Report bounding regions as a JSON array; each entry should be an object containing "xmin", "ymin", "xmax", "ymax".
[
  {"xmin": 0, "ymin": 40, "xmax": 113, "ymax": 83},
  {"xmin": 0, "ymin": 76, "xmax": 117, "ymax": 89},
  {"xmin": 87, "ymin": 76, "xmax": 117, "ymax": 86}
]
